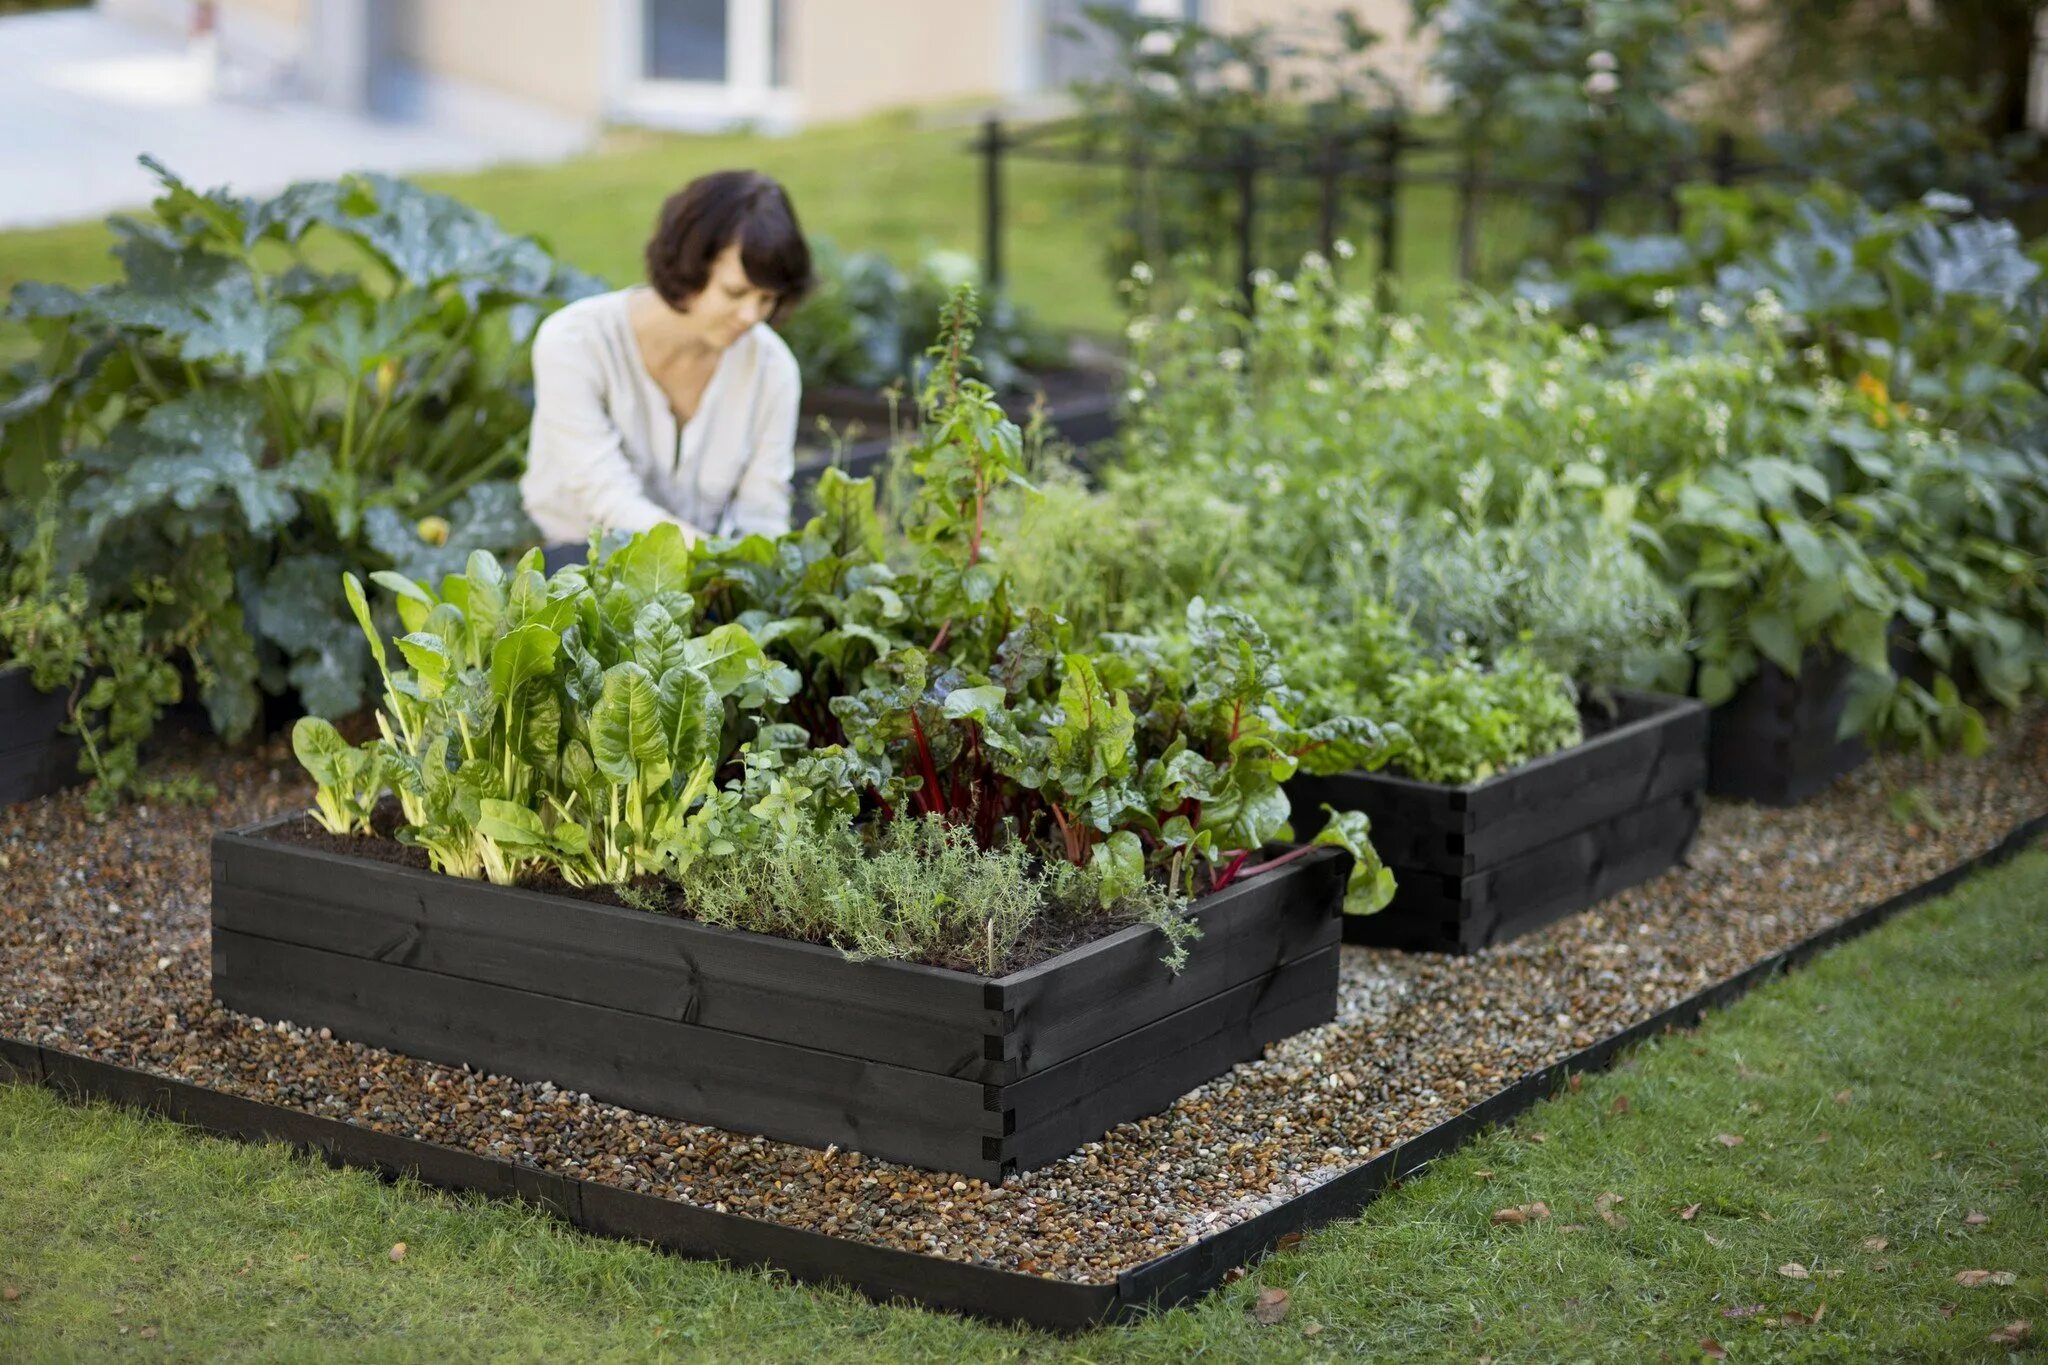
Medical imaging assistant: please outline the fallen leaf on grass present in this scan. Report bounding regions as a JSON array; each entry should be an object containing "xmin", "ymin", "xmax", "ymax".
[
  {"xmin": 1222, "ymin": 1267, "xmax": 1246, "ymax": 1284},
  {"xmin": 1720, "ymin": 1304, "xmax": 1768, "ymax": 1321},
  {"xmin": 1955, "ymin": 1270, "xmax": 2017, "ymax": 1287},
  {"xmin": 1, "ymin": 1286, "xmax": 19, "ymax": 1302},
  {"xmin": 1703, "ymin": 1232, "xmax": 1729, "ymax": 1248},
  {"xmin": 1834, "ymin": 1089, "xmax": 1853, "ymax": 1105},
  {"xmin": 1596, "ymin": 1192, "xmax": 1628, "ymax": 1229},
  {"xmin": 1526, "ymin": 1132, "xmax": 1549, "ymax": 1144},
  {"xmin": 1274, "ymin": 1231, "xmax": 1303, "ymax": 1252},
  {"xmin": 1862, "ymin": 1237, "xmax": 1888, "ymax": 1252},
  {"xmin": 1781, "ymin": 1304, "xmax": 1827, "ymax": 1327},
  {"xmin": 1715, "ymin": 1133, "xmax": 1745, "ymax": 1148},
  {"xmin": 1568, "ymin": 1073, "xmax": 1583, "ymax": 1092},
  {"xmin": 1813, "ymin": 1131, "xmax": 1832, "ymax": 1144},
  {"xmin": 139, "ymin": 1327, "xmax": 158, "ymax": 1341},
  {"xmin": 1965, "ymin": 1211, "xmax": 1990, "ymax": 1226},
  {"xmin": 1300, "ymin": 1321, "xmax": 1322, "ymax": 1338},
  {"xmin": 1989, "ymin": 1321, "xmax": 2031, "ymax": 1347},
  {"xmin": 1698, "ymin": 1339, "xmax": 1727, "ymax": 1360},
  {"xmin": 1609, "ymin": 1094, "xmax": 1631, "ymax": 1116},
  {"xmin": 388, "ymin": 1243, "xmax": 408, "ymax": 1264},
  {"xmin": 1491, "ymin": 1202, "xmax": 1552, "ymax": 1225},
  {"xmin": 1779, "ymin": 1262, "xmax": 1810, "ymax": 1279},
  {"xmin": 1251, "ymin": 1288, "xmax": 1290, "ymax": 1325},
  {"xmin": 290, "ymin": 1253, "xmax": 308, "ymax": 1263},
  {"xmin": 1938, "ymin": 1303, "xmax": 1958, "ymax": 1320},
  {"xmin": 128, "ymin": 1254, "xmax": 143, "ymax": 1264},
  {"xmin": 1678, "ymin": 1204, "xmax": 1701, "ymax": 1221}
]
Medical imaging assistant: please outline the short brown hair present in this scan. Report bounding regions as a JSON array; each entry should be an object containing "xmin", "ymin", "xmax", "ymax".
[{"xmin": 645, "ymin": 170, "xmax": 813, "ymax": 320}]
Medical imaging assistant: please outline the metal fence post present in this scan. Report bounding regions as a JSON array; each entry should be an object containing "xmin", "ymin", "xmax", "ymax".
[
  {"xmin": 1234, "ymin": 132, "xmax": 1258, "ymax": 305},
  {"xmin": 1711, "ymin": 129, "xmax": 1737, "ymax": 188},
  {"xmin": 1456, "ymin": 138, "xmax": 1480, "ymax": 283},
  {"xmin": 979, "ymin": 115, "xmax": 1006, "ymax": 292},
  {"xmin": 1376, "ymin": 118, "xmax": 1401, "ymax": 305},
  {"xmin": 1317, "ymin": 131, "xmax": 1341, "ymax": 267}
]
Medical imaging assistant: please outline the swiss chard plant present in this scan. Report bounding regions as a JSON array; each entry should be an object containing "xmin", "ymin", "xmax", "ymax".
[{"xmin": 0, "ymin": 158, "xmax": 600, "ymax": 755}]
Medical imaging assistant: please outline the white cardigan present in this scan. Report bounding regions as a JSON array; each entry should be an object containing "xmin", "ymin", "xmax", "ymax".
[{"xmin": 519, "ymin": 287, "xmax": 800, "ymax": 545}]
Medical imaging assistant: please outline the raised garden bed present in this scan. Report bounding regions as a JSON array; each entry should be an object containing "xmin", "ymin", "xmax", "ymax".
[
  {"xmin": 0, "ymin": 666, "xmax": 81, "ymax": 807},
  {"xmin": 210, "ymin": 815, "xmax": 1350, "ymax": 1181},
  {"xmin": 1286, "ymin": 690, "xmax": 1708, "ymax": 954},
  {"xmin": 1707, "ymin": 651, "xmax": 1868, "ymax": 807}
]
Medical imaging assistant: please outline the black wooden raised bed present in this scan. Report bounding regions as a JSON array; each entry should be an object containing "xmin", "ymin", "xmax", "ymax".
[
  {"xmin": 1707, "ymin": 651, "xmax": 1869, "ymax": 806},
  {"xmin": 1286, "ymin": 690, "xmax": 1708, "ymax": 954},
  {"xmin": 0, "ymin": 665, "xmax": 81, "ymax": 807},
  {"xmin": 210, "ymin": 817, "xmax": 1350, "ymax": 1181}
]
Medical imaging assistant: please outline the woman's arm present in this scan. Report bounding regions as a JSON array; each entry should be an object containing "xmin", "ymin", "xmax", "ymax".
[
  {"xmin": 718, "ymin": 343, "xmax": 800, "ymax": 538},
  {"xmin": 525, "ymin": 314, "xmax": 705, "ymax": 541}
]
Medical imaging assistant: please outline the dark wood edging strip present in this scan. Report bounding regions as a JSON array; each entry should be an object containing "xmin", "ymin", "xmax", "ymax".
[{"xmin": 4, "ymin": 809, "xmax": 2044, "ymax": 1333}]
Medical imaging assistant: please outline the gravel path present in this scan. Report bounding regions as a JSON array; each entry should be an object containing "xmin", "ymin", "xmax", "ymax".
[{"xmin": 4, "ymin": 713, "xmax": 2044, "ymax": 1284}]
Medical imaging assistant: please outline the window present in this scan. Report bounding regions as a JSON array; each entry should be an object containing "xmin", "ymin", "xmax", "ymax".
[
  {"xmin": 645, "ymin": 0, "xmax": 729, "ymax": 83},
  {"xmin": 614, "ymin": 0, "xmax": 793, "ymax": 129}
]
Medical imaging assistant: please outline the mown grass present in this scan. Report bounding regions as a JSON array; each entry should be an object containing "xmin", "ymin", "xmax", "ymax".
[
  {"xmin": 0, "ymin": 108, "xmax": 1501, "ymax": 370},
  {"xmin": 3, "ymin": 846, "xmax": 2044, "ymax": 1362}
]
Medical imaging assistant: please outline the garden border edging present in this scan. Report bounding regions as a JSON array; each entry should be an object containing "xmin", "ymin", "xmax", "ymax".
[{"xmin": 5, "ymin": 808, "xmax": 2044, "ymax": 1333}]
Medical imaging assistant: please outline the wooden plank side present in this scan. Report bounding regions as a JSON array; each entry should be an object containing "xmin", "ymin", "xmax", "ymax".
[
  {"xmin": 1345, "ymin": 790, "xmax": 1702, "ymax": 953},
  {"xmin": 214, "ymin": 828, "xmax": 998, "ymax": 1077},
  {"xmin": 1293, "ymin": 692, "xmax": 1706, "ymax": 872},
  {"xmin": 210, "ymin": 930, "xmax": 998, "ymax": 1179},
  {"xmin": 1281, "ymin": 770, "xmax": 1468, "ymax": 857},
  {"xmin": 0, "ymin": 735, "xmax": 82, "ymax": 807},
  {"xmin": 991, "ymin": 850, "xmax": 1345, "ymax": 1074},
  {"xmin": 996, "ymin": 947, "xmax": 1338, "ymax": 1122},
  {"xmin": 998, "ymin": 952, "xmax": 1340, "ymax": 1173},
  {"xmin": 1458, "ymin": 693, "xmax": 1706, "ymax": 844}
]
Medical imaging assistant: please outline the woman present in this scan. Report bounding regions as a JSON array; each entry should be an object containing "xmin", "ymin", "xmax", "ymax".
[{"xmin": 521, "ymin": 170, "xmax": 812, "ymax": 551}]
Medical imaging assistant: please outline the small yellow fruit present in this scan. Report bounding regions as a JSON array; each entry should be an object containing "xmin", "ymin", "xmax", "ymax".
[{"xmin": 416, "ymin": 515, "xmax": 450, "ymax": 546}]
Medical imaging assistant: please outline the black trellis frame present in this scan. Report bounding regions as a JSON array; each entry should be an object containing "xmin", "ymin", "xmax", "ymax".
[{"xmin": 5, "ymin": 811, "xmax": 2043, "ymax": 1332}]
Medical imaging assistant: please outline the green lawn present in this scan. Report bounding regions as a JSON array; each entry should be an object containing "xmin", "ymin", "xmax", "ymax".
[
  {"xmin": 0, "ymin": 110, "xmax": 1492, "ymax": 370},
  {"xmin": 4, "ymin": 847, "xmax": 2043, "ymax": 1362}
]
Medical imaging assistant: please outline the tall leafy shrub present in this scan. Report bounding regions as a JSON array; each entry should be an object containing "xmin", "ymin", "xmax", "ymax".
[{"xmin": 0, "ymin": 159, "xmax": 601, "ymax": 753}]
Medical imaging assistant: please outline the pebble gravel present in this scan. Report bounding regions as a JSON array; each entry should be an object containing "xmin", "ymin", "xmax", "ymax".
[{"xmin": 3, "ymin": 712, "xmax": 2044, "ymax": 1284}]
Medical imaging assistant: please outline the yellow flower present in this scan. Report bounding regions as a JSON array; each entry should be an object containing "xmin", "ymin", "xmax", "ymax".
[
  {"xmin": 415, "ymin": 515, "xmax": 450, "ymax": 547},
  {"xmin": 1853, "ymin": 372, "xmax": 1897, "ymax": 428},
  {"xmin": 375, "ymin": 359, "xmax": 400, "ymax": 398}
]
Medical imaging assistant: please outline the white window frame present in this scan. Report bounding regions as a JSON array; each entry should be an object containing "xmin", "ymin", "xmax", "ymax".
[{"xmin": 609, "ymin": 0, "xmax": 798, "ymax": 131}]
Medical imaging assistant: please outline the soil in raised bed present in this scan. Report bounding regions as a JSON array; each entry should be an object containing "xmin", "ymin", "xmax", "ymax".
[
  {"xmin": 4, "ymin": 710, "xmax": 2045, "ymax": 1285},
  {"xmin": 256, "ymin": 803, "xmax": 1241, "ymax": 978}
]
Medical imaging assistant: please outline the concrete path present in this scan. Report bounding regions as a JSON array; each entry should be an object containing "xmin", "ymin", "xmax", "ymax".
[{"xmin": 0, "ymin": 7, "xmax": 584, "ymax": 230}]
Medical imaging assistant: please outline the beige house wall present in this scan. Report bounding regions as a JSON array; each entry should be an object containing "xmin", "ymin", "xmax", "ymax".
[
  {"xmin": 1206, "ymin": 0, "xmax": 1438, "ymax": 107},
  {"xmin": 787, "ymin": 0, "xmax": 1011, "ymax": 123},
  {"xmin": 379, "ymin": 0, "xmax": 607, "ymax": 122}
]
